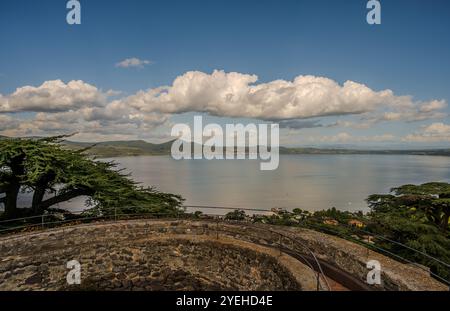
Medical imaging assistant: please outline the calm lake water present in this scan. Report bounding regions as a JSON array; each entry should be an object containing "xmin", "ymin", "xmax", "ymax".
[
  {"xmin": 105, "ymin": 155, "xmax": 450, "ymax": 213},
  {"xmin": 11, "ymin": 155, "xmax": 450, "ymax": 214}
]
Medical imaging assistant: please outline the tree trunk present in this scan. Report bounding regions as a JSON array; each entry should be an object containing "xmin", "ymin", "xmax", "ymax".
[
  {"xmin": 4, "ymin": 182, "xmax": 20, "ymax": 218},
  {"xmin": 31, "ymin": 185, "xmax": 47, "ymax": 215},
  {"xmin": 31, "ymin": 172, "xmax": 56, "ymax": 215},
  {"xmin": 3, "ymin": 152, "xmax": 26, "ymax": 219}
]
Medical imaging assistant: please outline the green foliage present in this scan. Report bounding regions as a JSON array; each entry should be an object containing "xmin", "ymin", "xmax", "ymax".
[
  {"xmin": 367, "ymin": 182, "xmax": 450, "ymax": 281},
  {"xmin": 368, "ymin": 182, "xmax": 450, "ymax": 230},
  {"xmin": 311, "ymin": 207, "xmax": 364, "ymax": 224},
  {"xmin": 192, "ymin": 211, "xmax": 204, "ymax": 218},
  {"xmin": 250, "ymin": 184, "xmax": 450, "ymax": 282},
  {"xmin": 0, "ymin": 136, "xmax": 183, "ymax": 219},
  {"xmin": 253, "ymin": 207, "xmax": 364, "ymax": 230},
  {"xmin": 224, "ymin": 209, "xmax": 247, "ymax": 221}
]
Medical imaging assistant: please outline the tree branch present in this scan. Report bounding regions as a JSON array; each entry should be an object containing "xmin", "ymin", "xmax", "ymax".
[{"xmin": 39, "ymin": 188, "xmax": 93, "ymax": 210}]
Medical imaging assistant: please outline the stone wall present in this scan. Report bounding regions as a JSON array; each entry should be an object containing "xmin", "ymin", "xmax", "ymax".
[
  {"xmin": 0, "ymin": 221, "xmax": 317, "ymax": 291},
  {"xmin": 0, "ymin": 219, "xmax": 447, "ymax": 291}
]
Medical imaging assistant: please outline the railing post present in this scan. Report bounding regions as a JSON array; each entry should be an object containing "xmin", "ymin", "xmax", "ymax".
[
  {"xmin": 41, "ymin": 215, "xmax": 44, "ymax": 229},
  {"xmin": 216, "ymin": 218, "xmax": 219, "ymax": 240},
  {"xmin": 366, "ymin": 235, "xmax": 370, "ymax": 259},
  {"xmin": 278, "ymin": 233, "xmax": 282, "ymax": 256},
  {"xmin": 114, "ymin": 207, "xmax": 117, "ymax": 221},
  {"xmin": 316, "ymin": 272, "xmax": 320, "ymax": 291}
]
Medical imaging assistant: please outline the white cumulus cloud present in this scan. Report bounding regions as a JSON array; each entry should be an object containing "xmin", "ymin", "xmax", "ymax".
[
  {"xmin": 115, "ymin": 57, "xmax": 152, "ymax": 68},
  {"xmin": 0, "ymin": 71, "xmax": 448, "ymax": 144},
  {"xmin": 0, "ymin": 80, "xmax": 108, "ymax": 113},
  {"xmin": 403, "ymin": 122, "xmax": 450, "ymax": 142},
  {"xmin": 122, "ymin": 70, "xmax": 446, "ymax": 121}
]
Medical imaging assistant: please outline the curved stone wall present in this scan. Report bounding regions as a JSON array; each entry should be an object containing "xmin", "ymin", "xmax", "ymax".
[
  {"xmin": 0, "ymin": 219, "xmax": 447, "ymax": 291},
  {"xmin": 0, "ymin": 221, "xmax": 317, "ymax": 291}
]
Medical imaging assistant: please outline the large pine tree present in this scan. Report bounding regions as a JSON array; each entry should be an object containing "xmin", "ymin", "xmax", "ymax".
[{"xmin": 0, "ymin": 136, "xmax": 183, "ymax": 219}]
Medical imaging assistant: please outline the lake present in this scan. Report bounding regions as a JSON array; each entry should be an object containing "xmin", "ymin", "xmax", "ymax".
[
  {"xmin": 104, "ymin": 154, "xmax": 450, "ymax": 213},
  {"xmin": 11, "ymin": 154, "xmax": 450, "ymax": 214}
]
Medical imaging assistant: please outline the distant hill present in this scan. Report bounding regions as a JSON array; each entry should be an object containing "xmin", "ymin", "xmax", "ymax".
[
  {"xmin": 279, "ymin": 146, "xmax": 450, "ymax": 156},
  {"xmin": 63, "ymin": 139, "xmax": 174, "ymax": 157},
  {"xmin": 63, "ymin": 139, "xmax": 450, "ymax": 157},
  {"xmin": 1, "ymin": 135, "xmax": 449, "ymax": 157}
]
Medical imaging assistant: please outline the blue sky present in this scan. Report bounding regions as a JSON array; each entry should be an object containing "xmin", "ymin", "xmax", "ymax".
[{"xmin": 0, "ymin": 0, "xmax": 449, "ymax": 147}]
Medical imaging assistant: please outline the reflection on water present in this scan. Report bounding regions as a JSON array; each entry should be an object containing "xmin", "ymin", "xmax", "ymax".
[
  {"xmin": 11, "ymin": 155, "xmax": 450, "ymax": 213},
  {"xmin": 106, "ymin": 155, "xmax": 450, "ymax": 213}
]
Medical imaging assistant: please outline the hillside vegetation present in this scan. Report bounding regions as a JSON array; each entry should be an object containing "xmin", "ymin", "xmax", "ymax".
[
  {"xmin": 2, "ymin": 136, "xmax": 449, "ymax": 157},
  {"xmin": 65, "ymin": 139, "xmax": 450, "ymax": 157}
]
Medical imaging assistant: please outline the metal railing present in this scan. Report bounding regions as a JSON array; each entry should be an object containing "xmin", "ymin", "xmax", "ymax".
[
  {"xmin": 1, "ymin": 204, "xmax": 449, "ymax": 288},
  {"xmin": 0, "ymin": 207, "xmax": 331, "ymax": 291},
  {"xmin": 299, "ymin": 220, "xmax": 450, "ymax": 287},
  {"xmin": 183, "ymin": 205, "xmax": 450, "ymax": 287}
]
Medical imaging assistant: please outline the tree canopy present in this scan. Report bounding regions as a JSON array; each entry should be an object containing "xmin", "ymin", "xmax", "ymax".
[
  {"xmin": 367, "ymin": 182, "xmax": 450, "ymax": 231},
  {"xmin": 0, "ymin": 136, "xmax": 183, "ymax": 219},
  {"xmin": 366, "ymin": 182, "xmax": 450, "ymax": 280},
  {"xmin": 250, "ymin": 183, "xmax": 450, "ymax": 282}
]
